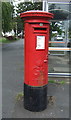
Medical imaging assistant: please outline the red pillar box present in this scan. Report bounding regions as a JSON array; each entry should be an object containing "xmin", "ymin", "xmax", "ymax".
[{"xmin": 20, "ymin": 11, "xmax": 53, "ymax": 112}]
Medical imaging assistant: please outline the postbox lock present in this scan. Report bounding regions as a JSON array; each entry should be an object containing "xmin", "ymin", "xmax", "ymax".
[{"xmin": 44, "ymin": 60, "xmax": 47, "ymax": 63}]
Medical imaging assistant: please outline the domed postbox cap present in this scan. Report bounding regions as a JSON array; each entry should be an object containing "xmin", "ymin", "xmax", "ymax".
[{"xmin": 20, "ymin": 10, "xmax": 53, "ymax": 20}]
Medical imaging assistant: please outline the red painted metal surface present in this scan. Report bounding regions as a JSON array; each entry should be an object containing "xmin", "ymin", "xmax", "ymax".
[{"xmin": 20, "ymin": 11, "xmax": 53, "ymax": 87}]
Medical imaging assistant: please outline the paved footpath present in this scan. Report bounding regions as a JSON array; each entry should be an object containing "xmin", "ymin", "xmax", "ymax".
[
  {"xmin": 2, "ymin": 39, "xmax": 70, "ymax": 118},
  {"xmin": 2, "ymin": 39, "xmax": 24, "ymax": 118}
]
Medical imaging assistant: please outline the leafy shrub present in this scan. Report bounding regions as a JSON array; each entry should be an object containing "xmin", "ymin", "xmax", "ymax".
[{"xmin": 5, "ymin": 36, "xmax": 17, "ymax": 41}]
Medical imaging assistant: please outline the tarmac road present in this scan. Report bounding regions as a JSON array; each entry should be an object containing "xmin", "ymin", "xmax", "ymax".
[{"xmin": 2, "ymin": 39, "xmax": 69, "ymax": 118}]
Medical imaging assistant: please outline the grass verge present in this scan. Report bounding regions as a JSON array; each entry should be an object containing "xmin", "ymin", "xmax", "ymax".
[
  {"xmin": 0, "ymin": 37, "xmax": 18, "ymax": 43},
  {"xmin": 0, "ymin": 37, "xmax": 10, "ymax": 43},
  {"xmin": 48, "ymin": 80, "xmax": 65, "ymax": 84}
]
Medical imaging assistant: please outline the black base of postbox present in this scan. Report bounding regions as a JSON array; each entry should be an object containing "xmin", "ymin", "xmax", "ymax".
[{"xmin": 24, "ymin": 83, "xmax": 48, "ymax": 112}]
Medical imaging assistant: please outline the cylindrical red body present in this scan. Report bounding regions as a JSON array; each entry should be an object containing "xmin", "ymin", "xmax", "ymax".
[{"xmin": 20, "ymin": 11, "xmax": 53, "ymax": 111}]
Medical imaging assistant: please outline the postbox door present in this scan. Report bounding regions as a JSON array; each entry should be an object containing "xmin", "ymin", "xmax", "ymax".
[{"xmin": 31, "ymin": 34, "xmax": 48, "ymax": 87}]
